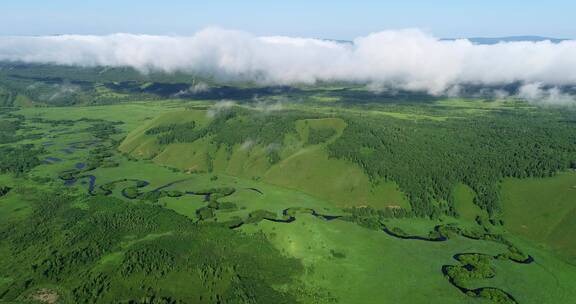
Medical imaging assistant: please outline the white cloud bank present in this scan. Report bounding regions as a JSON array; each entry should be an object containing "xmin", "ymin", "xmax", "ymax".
[
  {"xmin": 1, "ymin": 28, "xmax": 576, "ymax": 96},
  {"xmin": 518, "ymin": 83, "xmax": 576, "ymax": 105}
]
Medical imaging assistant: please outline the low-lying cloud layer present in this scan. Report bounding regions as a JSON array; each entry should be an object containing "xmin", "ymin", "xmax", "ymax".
[{"xmin": 1, "ymin": 28, "xmax": 576, "ymax": 97}]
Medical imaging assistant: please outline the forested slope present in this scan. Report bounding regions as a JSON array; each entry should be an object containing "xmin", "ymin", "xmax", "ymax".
[{"xmin": 120, "ymin": 104, "xmax": 576, "ymax": 221}]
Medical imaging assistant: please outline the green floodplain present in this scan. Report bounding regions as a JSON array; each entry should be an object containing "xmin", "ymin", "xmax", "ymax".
[{"xmin": 0, "ymin": 64, "xmax": 575, "ymax": 304}]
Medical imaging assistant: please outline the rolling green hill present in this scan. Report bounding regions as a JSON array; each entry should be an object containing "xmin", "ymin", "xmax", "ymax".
[
  {"xmin": 502, "ymin": 171, "xmax": 576, "ymax": 264},
  {"xmin": 119, "ymin": 108, "xmax": 413, "ymax": 211}
]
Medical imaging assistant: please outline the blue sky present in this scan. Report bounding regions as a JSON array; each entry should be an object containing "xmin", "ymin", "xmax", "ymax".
[{"xmin": 1, "ymin": 0, "xmax": 574, "ymax": 38}]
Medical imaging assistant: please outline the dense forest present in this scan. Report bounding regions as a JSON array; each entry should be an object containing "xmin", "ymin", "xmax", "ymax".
[
  {"xmin": 327, "ymin": 110, "xmax": 576, "ymax": 218},
  {"xmin": 0, "ymin": 189, "xmax": 303, "ymax": 303},
  {"xmin": 0, "ymin": 145, "xmax": 43, "ymax": 175}
]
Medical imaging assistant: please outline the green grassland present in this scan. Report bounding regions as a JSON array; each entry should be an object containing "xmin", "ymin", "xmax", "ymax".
[
  {"xmin": 501, "ymin": 171, "xmax": 576, "ymax": 264},
  {"xmin": 454, "ymin": 183, "xmax": 487, "ymax": 222},
  {"xmin": 1, "ymin": 85, "xmax": 576, "ymax": 304}
]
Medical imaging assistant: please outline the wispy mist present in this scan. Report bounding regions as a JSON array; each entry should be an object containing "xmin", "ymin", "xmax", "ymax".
[{"xmin": 1, "ymin": 28, "xmax": 576, "ymax": 98}]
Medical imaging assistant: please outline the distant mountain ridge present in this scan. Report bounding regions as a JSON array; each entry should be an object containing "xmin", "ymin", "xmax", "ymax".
[
  {"xmin": 328, "ymin": 36, "xmax": 570, "ymax": 45},
  {"xmin": 445, "ymin": 36, "xmax": 569, "ymax": 44}
]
